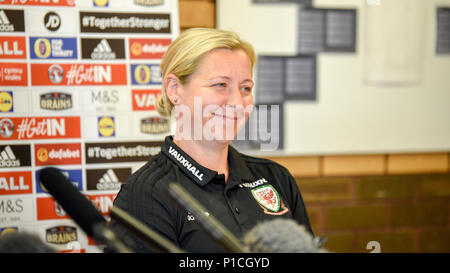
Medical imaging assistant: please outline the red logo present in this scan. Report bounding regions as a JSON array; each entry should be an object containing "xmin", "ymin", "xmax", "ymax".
[
  {"xmin": 132, "ymin": 89, "xmax": 161, "ymax": 111},
  {"xmin": 0, "ymin": 116, "xmax": 81, "ymax": 140},
  {"xmin": 34, "ymin": 143, "xmax": 82, "ymax": 166},
  {"xmin": 0, "ymin": 0, "xmax": 75, "ymax": 6},
  {"xmin": 129, "ymin": 38, "xmax": 171, "ymax": 59},
  {"xmin": 36, "ymin": 197, "xmax": 71, "ymax": 220},
  {"xmin": 0, "ymin": 37, "xmax": 26, "ymax": 59},
  {"xmin": 30, "ymin": 63, "xmax": 127, "ymax": 86},
  {"xmin": 87, "ymin": 193, "xmax": 117, "ymax": 216},
  {"xmin": 0, "ymin": 63, "xmax": 27, "ymax": 86},
  {"xmin": 0, "ymin": 171, "xmax": 32, "ymax": 195}
]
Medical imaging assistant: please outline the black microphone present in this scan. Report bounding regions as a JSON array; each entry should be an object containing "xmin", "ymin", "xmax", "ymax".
[
  {"xmin": 242, "ymin": 218, "xmax": 328, "ymax": 253},
  {"xmin": 167, "ymin": 182, "xmax": 248, "ymax": 253},
  {"xmin": 110, "ymin": 206, "xmax": 185, "ymax": 253},
  {"xmin": 39, "ymin": 167, "xmax": 132, "ymax": 253},
  {"xmin": 0, "ymin": 231, "xmax": 56, "ymax": 253}
]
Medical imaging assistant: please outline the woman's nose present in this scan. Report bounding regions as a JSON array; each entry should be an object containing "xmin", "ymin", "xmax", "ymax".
[{"xmin": 226, "ymin": 85, "xmax": 243, "ymax": 107}]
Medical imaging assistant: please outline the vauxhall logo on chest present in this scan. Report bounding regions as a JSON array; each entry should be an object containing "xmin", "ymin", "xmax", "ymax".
[{"xmin": 168, "ymin": 146, "xmax": 204, "ymax": 182}]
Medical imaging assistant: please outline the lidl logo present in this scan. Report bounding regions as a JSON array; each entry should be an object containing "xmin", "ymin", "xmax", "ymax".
[
  {"xmin": 98, "ymin": 116, "xmax": 115, "ymax": 137},
  {"xmin": 130, "ymin": 64, "xmax": 162, "ymax": 85},
  {"xmin": 93, "ymin": 0, "xmax": 109, "ymax": 7},
  {"xmin": 30, "ymin": 37, "xmax": 77, "ymax": 59},
  {"xmin": 0, "ymin": 91, "xmax": 13, "ymax": 112}
]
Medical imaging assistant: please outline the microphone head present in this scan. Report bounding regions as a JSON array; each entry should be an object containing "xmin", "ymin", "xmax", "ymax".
[
  {"xmin": 0, "ymin": 231, "xmax": 56, "ymax": 253},
  {"xmin": 242, "ymin": 219, "xmax": 328, "ymax": 253},
  {"xmin": 39, "ymin": 167, "xmax": 106, "ymax": 238}
]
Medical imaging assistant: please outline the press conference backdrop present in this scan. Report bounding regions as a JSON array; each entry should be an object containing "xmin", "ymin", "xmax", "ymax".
[
  {"xmin": 0, "ymin": 0, "xmax": 179, "ymax": 253},
  {"xmin": 219, "ymin": 0, "xmax": 450, "ymax": 155}
]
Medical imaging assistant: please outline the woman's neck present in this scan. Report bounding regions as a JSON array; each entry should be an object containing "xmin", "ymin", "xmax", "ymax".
[{"xmin": 173, "ymin": 137, "xmax": 230, "ymax": 182}]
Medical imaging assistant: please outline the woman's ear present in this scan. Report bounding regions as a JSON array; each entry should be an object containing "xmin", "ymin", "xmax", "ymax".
[{"xmin": 164, "ymin": 73, "xmax": 181, "ymax": 105}]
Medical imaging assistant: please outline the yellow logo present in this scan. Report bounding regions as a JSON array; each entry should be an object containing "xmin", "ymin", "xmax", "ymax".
[
  {"xmin": 98, "ymin": 116, "xmax": 115, "ymax": 137},
  {"xmin": 134, "ymin": 64, "xmax": 151, "ymax": 84},
  {"xmin": 130, "ymin": 42, "xmax": 142, "ymax": 56},
  {"xmin": 36, "ymin": 148, "xmax": 49, "ymax": 162},
  {"xmin": 0, "ymin": 91, "xmax": 13, "ymax": 112},
  {"xmin": 34, "ymin": 38, "xmax": 51, "ymax": 58},
  {"xmin": 0, "ymin": 227, "xmax": 18, "ymax": 237},
  {"xmin": 93, "ymin": 0, "xmax": 109, "ymax": 7}
]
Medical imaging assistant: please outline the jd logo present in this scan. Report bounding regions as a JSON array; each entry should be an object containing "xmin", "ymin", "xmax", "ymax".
[{"xmin": 44, "ymin": 12, "xmax": 61, "ymax": 32}]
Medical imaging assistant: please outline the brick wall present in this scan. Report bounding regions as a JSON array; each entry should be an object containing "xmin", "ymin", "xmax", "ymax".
[
  {"xmin": 178, "ymin": 2, "xmax": 450, "ymax": 253},
  {"xmin": 267, "ymin": 154, "xmax": 450, "ymax": 253}
]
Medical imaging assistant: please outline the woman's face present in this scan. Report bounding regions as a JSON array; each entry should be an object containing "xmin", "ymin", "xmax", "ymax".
[{"xmin": 174, "ymin": 48, "xmax": 254, "ymax": 144}]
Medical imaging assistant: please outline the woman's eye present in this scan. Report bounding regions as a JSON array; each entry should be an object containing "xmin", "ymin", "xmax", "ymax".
[
  {"xmin": 241, "ymin": 86, "xmax": 252, "ymax": 92},
  {"xmin": 214, "ymin": 83, "xmax": 227, "ymax": 88}
]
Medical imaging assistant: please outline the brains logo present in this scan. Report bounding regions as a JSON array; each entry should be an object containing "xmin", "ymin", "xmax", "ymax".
[
  {"xmin": 33, "ymin": 38, "xmax": 51, "ymax": 58},
  {"xmin": 48, "ymin": 64, "xmax": 64, "ymax": 84},
  {"xmin": 0, "ymin": 91, "xmax": 13, "ymax": 112},
  {"xmin": 98, "ymin": 116, "xmax": 115, "ymax": 137}
]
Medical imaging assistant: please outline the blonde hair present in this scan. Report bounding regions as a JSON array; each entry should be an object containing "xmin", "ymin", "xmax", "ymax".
[{"xmin": 156, "ymin": 28, "xmax": 256, "ymax": 117}]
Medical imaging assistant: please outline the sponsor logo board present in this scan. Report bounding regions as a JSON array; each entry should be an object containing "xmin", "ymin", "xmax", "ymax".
[
  {"xmin": 34, "ymin": 143, "xmax": 82, "ymax": 166},
  {"xmin": 130, "ymin": 64, "xmax": 161, "ymax": 85},
  {"xmin": 97, "ymin": 116, "xmax": 115, "ymax": 137},
  {"xmin": 0, "ymin": 9, "xmax": 25, "ymax": 32},
  {"xmin": 85, "ymin": 141, "xmax": 162, "ymax": 163},
  {"xmin": 129, "ymin": 38, "xmax": 170, "ymax": 59},
  {"xmin": 86, "ymin": 168, "xmax": 131, "ymax": 191},
  {"xmin": 0, "ymin": 62, "xmax": 27, "ymax": 86},
  {"xmin": 0, "ymin": 171, "xmax": 32, "ymax": 195},
  {"xmin": 27, "ymin": 9, "xmax": 77, "ymax": 34},
  {"xmin": 86, "ymin": 193, "xmax": 116, "ymax": 216},
  {"xmin": 140, "ymin": 116, "xmax": 170, "ymax": 135},
  {"xmin": 131, "ymin": 89, "xmax": 160, "ymax": 111},
  {"xmin": 35, "ymin": 168, "xmax": 82, "ymax": 193},
  {"xmin": 0, "ymin": 36, "xmax": 26, "ymax": 59},
  {"xmin": 0, "ymin": 91, "xmax": 13, "ymax": 112},
  {"xmin": 45, "ymin": 225, "xmax": 77, "ymax": 245},
  {"xmin": 83, "ymin": 115, "xmax": 129, "ymax": 139},
  {"xmin": 80, "ymin": 11, "xmax": 170, "ymax": 33},
  {"xmin": 30, "ymin": 37, "xmax": 77, "ymax": 59},
  {"xmin": 0, "ymin": 116, "xmax": 81, "ymax": 140},
  {"xmin": 0, "ymin": 144, "xmax": 31, "ymax": 168},
  {"xmin": 82, "ymin": 87, "xmax": 129, "ymax": 112},
  {"xmin": 132, "ymin": 0, "xmax": 165, "ymax": 7},
  {"xmin": 0, "ymin": 196, "xmax": 34, "ymax": 225},
  {"xmin": 31, "ymin": 63, "xmax": 127, "ymax": 86},
  {"xmin": 0, "ymin": 0, "xmax": 75, "ymax": 6},
  {"xmin": 36, "ymin": 197, "xmax": 71, "ymax": 220},
  {"xmin": 81, "ymin": 38, "xmax": 125, "ymax": 60},
  {"xmin": 40, "ymin": 92, "xmax": 73, "ymax": 111}
]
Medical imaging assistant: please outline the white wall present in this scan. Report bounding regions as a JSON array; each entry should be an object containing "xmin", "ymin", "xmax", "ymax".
[{"xmin": 218, "ymin": 0, "xmax": 450, "ymax": 155}]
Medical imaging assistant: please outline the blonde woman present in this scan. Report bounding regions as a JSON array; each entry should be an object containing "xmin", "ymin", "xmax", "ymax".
[{"xmin": 111, "ymin": 28, "xmax": 312, "ymax": 252}]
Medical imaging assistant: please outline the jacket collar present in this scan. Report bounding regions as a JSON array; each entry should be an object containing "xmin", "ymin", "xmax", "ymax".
[{"xmin": 162, "ymin": 136, "xmax": 255, "ymax": 186}]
